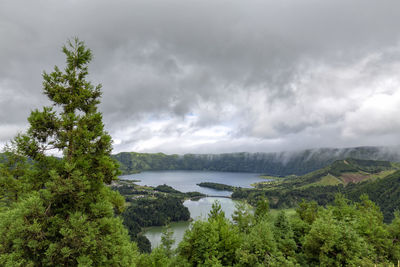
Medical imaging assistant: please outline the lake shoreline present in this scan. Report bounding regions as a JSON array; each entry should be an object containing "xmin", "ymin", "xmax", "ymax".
[
  {"xmin": 118, "ymin": 170, "xmax": 264, "ymax": 249},
  {"xmin": 143, "ymin": 196, "xmax": 243, "ymax": 249}
]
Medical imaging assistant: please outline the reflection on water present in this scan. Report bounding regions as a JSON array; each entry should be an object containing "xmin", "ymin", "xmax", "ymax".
[{"xmin": 144, "ymin": 197, "xmax": 241, "ymax": 249}]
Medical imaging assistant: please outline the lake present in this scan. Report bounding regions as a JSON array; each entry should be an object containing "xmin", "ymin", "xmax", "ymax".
[
  {"xmin": 120, "ymin": 170, "xmax": 262, "ymax": 248},
  {"xmin": 121, "ymin": 170, "xmax": 264, "ymax": 196},
  {"xmin": 144, "ymin": 197, "xmax": 244, "ymax": 249}
]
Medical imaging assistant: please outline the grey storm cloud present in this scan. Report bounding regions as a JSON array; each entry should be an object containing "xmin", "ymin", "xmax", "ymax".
[{"xmin": 1, "ymin": 0, "xmax": 400, "ymax": 153}]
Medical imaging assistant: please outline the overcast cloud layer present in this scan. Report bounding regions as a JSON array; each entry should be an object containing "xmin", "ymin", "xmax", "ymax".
[{"xmin": 1, "ymin": 0, "xmax": 400, "ymax": 154}]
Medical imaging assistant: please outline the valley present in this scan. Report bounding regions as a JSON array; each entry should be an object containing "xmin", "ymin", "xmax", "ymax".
[{"xmin": 112, "ymin": 157, "xmax": 400, "ymax": 254}]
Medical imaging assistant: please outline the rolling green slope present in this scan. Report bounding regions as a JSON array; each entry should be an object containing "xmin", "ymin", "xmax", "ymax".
[
  {"xmin": 346, "ymin": 170, "xmax": 400, "ymax": 222},
  {"xmin": 253, "ymin": 158, "xmax": 396, "ymax": 190},
  {"xmin": 232, "ymin": 158, "xmax": 400, "ymax": 222}
]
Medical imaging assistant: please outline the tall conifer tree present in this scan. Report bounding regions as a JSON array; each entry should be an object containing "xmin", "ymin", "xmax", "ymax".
[{"xmin": 0, "ymin": 39, "xmax": 137, "ymax": 266}]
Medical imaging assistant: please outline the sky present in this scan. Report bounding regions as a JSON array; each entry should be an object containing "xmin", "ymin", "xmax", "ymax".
[{"xmin": 1, "ymin": 0, "xmax": 400, "ymax": 154}]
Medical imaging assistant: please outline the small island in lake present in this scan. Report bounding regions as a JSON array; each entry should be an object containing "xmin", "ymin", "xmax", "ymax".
[{"xmin": 197, "ymin": 182, "xmax": 235, "ymax": 191}]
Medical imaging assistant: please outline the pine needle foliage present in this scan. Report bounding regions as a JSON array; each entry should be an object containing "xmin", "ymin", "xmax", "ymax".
[{"xmin": 0, "ymin": 38, "xmax": 137, "ymax": 266}]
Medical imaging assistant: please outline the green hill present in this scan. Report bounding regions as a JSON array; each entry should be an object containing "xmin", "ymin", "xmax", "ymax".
[
  {"xmin": 232, "ymin": 158, "xmax": 400, "ymax": 222},
  {"xmin": 345, "ymin": 170, "xmax": 400, "ymax": 222},
  {"xmin": 113, "ymin": 152, "xmax": 181, "ymax": 174},
  {"xmin": 252, "ymin": 158, "xmax": 396, "ymax": 190},
  {"xmin": 298, "ymin": 158, "xmax": 395, "ymax": 186},
  {"xmin": 113, "ymin": 146, "xmax": 400, "ymax": 176}
]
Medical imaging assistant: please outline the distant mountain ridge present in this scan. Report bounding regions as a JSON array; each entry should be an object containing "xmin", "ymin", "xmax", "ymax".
[{"xmin": 112, "ymin": 146, "xmax": 400, "ymax": 176}]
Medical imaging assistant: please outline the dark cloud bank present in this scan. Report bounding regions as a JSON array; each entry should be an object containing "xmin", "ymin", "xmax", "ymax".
[{"xmin": 1, "ymin": 0, "xmax": 400, "ymax": 154}]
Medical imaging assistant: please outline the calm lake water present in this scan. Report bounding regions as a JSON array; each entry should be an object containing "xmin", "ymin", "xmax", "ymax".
[
  {"xmin": 120, "ymin": 170, "xmax": 262, "ymax": 249},
  {"xmin": 121, "ymin": 170, "xmax": 263, "ymax": 196},
  {"xmin": 144, "ymin": 197, "xmax": 243, "ymax": 249}
]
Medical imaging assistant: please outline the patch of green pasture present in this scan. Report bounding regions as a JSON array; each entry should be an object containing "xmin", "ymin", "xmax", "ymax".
[
  {"xmin": 365, "ymin": 169, "xmax": 397, "ymax": 181},
  {"xmin": 299, "ymin": 174, "xmax": 343, "ymax": 189}
]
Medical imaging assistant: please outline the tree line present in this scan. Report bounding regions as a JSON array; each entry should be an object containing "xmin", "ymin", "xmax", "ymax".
[{"xmin": 135, "ymin": 195, "xmax": 400, "ymax": 266}]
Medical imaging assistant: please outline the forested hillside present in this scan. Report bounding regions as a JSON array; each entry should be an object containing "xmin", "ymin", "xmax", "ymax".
[
  {"xmin": 113, "ymin": 147, "xmax": 400, "ymax": 176},
  {"xmin": 346, "ymin": 170, "xmax": 400, "ymax": 222},
  {"xmin": 232, "ymin": 158, "xmax": 400, "ymax": 222}
]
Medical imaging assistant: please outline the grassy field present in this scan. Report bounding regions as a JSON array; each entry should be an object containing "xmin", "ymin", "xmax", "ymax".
[
  {"xmin": 299, "ymin": 174, "xmax": 343, "ymax": 189},
  {"xmin": 366, "ymin": 169, "xmax": 398, "ymax": 181}
]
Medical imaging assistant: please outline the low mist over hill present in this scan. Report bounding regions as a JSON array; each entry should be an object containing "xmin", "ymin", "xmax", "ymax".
[{"xmin": 113, "ymin": 146, "xmax": 400, "ymax": 176}]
